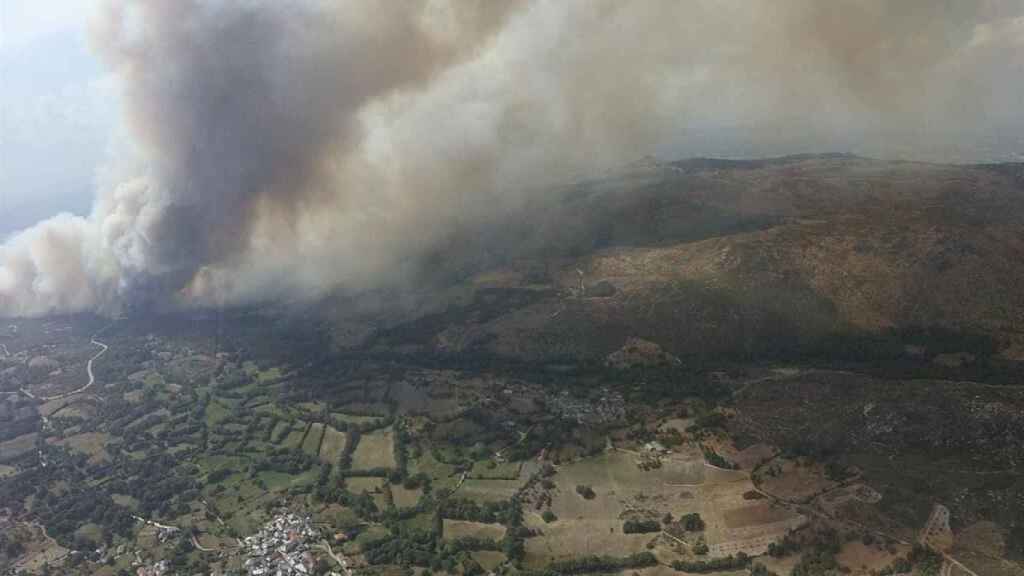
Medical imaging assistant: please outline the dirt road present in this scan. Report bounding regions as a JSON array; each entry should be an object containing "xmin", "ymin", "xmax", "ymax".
[{"xmin": 750, "ymin": 471, "xmax": 980, "ymax": 576}]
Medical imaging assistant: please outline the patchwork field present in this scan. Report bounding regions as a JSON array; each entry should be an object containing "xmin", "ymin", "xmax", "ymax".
[
  {"xmin": 0, "ymin": 432, "xmax": 37, "ymax": 462},
  {"xmin": 471, "ymin": 550, "xmax": 507, "ymax": 571},
  {"xmin": 283, "ymin": 421, "xmax": 308, "ymax": 449},
  {"xmin": 458, "ymin": 478, "xmax": 523, "ymax": 503},
  {"xmin": 51, "ymin": 432, "xmax": 113, "ymax": 464},
  {"xmin": 331, "ymin": 412, "xmax": 382, "ymax": 426},
  {"xmin": 520, "ymin": 449, "xmax": 806, "ymax": 568},
  {"xmin": 390, "ymin": 484, "xmax": 422, "ymax": 509},
  {"xmin": 754, "ymin": 456, "xmax": 838, "ymax": 502},
  {"xmin": 302, "ymin": 423, "xmax": 325, "ymax": 456},
  {"xmin": 319, "ymin": 426, "xmax": 347, "ymax": 465},
  {"xmin": 351, "ymin": 428, "xmax": 396, "ymax": 470},
  {"xmin": 270, "ymin": 420, "xmax": 291, "ymax": 443},
  {"xmin": 346, "ymin": 476, "xmax": 386, "ymax": 493}
]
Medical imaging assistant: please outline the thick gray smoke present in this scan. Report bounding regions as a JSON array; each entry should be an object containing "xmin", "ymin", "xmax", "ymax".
[{"xmin": 2, "ymin": 0, "xmax": 1022, "ymax": 316}]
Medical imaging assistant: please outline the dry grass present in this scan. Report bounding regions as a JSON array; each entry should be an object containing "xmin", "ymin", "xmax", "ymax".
[
  {"xmin": 520, "ymin": 446, "xmax": 809, "ymax": 567},
  {"xmin": 443, "ymin": 520, "xmax": 507, "ymax": 541},
  {"xmin": 0, "ymin": 433, "xmax": 37, "ymax": 462},
  {"xmin": 756, "ymin": 457, "xmax": 837, "ymax": 502},
  {"xmin": 391, "ymin": 485, "xmax": 422, "ymax": 509},
  {"xmin": 346, "ymin": 476, "xmax": 385, "ymax": 493},
  {"xmin": 471, "ymin": 550, "xmax": 507, "ymax": 571},
  {"xmin": 351, "ymin": 428, "xmax": 396, "ymax": 470},
  {"xmin": 835, "ymin": 541, "xmax": 910, "ymax": 575},
  {"xmin": 458, "ymin": 479, "xmax": 523, "ymax": 503},
  {"xmin": 722, "ymin": 503, "xmax": 796, "ymax": 529},
  {"xmin": 55, "ymin": 432, "xmax": 113, "ymax": 464},
  {"xmin": 955, "ymin": 521, "xmax": 1006, "ymax": 558}
]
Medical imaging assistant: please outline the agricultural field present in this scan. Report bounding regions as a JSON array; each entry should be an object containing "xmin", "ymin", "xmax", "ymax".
[
  {"xmin": 345, "ymin": 476, "xmax": 385, "ymax": 493},
  {"xmin": 443, "ymin": 520, "xmax": 507, "ymax": 541},
  {"xmin": 331, "ymin": 412, "xmax": 381, "ymax": 426},
  {"xmin": 351, "ymin": 428, "xmax": 396, "ymax": 470},
  {"xmin": 302, "ymin": 423, "xmax": 325, "ymax": 456},
  {"xmin": 318, "ymin": 425, "xmax": 347, "ymax": 465},
  {"xmin": 1, "ymin": 308, "xmax": 1020, "ymax": 576},
  {"xmin": 390, "ymin": 484, "xmax": 422, "ymax": 509},
  {"xmin": 49, "ymin": 432, "xmax": 113, "ymax": 464},
  {"xmin": 0, "ymin": 433, "xmax": 37, "ymax": 463}
]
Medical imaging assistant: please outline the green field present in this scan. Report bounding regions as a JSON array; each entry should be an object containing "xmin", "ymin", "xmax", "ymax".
[
  {"xmin": 332, "ymin": 412, "xmax": 382, "ymax": 426},
  {"xmin": 54, "ymin": 432, "xmax": 112, "ymax": 464},
  {"xmin": 319, "ymin": 426, "xmax": 347, "ymax": 465},
  {"xmin": 270, "ymin": 420, "xmax": 292, "ymax": 443},
  {"xmin": 283, "ymin": 421, "xmax": 309, "ymax": 449},
  {"xmin": 302, "ymin": 423, "xmax": 325, "ymax": 456},
  {"xmin": 205, "ymin": 401, "xmax": 230, "ymax": 427}
]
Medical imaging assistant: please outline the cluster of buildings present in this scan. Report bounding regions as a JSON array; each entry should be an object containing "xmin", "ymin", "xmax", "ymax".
[
  {"xmin": 551, "ymin": 387, "xmax": 625, "ymax": 424},
  {"xmin": 134, "ymin": 559, "xmax": 169, "ymax": 576},
  {"xmin": 242, "ymin": 512, "xmax": 322, "ymax": 576}
]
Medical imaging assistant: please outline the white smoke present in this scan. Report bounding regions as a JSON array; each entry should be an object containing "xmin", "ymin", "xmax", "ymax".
[{"xmin": 2, "ymin": 0, "xmax": 1023, "ymax": 317}]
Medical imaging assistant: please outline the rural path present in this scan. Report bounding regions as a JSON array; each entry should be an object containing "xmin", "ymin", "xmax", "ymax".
[
  {"xmin": 132, "ymin": 515, "xmax": 179, "ymax": 532},
  {"xmin": 316, "ymin": 540, "xmax": 354, "ymax": 576},
  {"xmin": 749, "ymin": 473, "xmax": 981, "ymax": 576},
  {"xmin": 941, "ymin": 555, "xmax": 980, "ymax": 576},
  {"xmin": 21, "ymin": 334, "xmax": 109, "ymax": 402},
  {"xmin": 191, "ymin": 533, "xmax": 216, "ymax": 552},
  {"xmin": 201, "ymin": 499, "xmax": 227, "ymax": 526}
]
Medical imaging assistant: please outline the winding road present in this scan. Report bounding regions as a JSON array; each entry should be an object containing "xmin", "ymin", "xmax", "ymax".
[{"xmin": 20, "ymin": 335, "xmax": 109, "ymax": 402}]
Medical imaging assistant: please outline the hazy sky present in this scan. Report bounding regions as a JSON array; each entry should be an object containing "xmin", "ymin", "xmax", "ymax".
[{"xmin": 0, "ymin": 0, "xmax": 115, "ymax": 236}]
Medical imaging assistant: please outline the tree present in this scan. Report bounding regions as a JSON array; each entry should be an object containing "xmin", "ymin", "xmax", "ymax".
[{"xmin": 575, "ymin": 484, "xmax": 596, "ymax": 499}]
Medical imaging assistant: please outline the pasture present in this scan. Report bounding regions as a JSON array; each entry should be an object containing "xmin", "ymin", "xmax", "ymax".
[{"xmin": 351, "ymin": 428, "xmax": 396, "ymax": 470}]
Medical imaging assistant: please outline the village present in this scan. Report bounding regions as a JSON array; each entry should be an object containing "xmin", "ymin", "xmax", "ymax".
[
  {"xmin": 549, "ymin": 386, "xmax": 626, "ymax": 424},
  {"xmin": 241, "ymin": 512, "xmax": 346, "ymax": 576}
]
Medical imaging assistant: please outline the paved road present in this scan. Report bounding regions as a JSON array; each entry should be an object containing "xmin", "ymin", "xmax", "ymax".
[{"xmin": 21, "ymin": 337, "xmax": 108, "ymax": 402}]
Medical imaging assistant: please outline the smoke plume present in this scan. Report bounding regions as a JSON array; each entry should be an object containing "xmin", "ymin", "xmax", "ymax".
[{"xmin": 2, "ymin": 0, "xmax": 1022, "ymax": 316}]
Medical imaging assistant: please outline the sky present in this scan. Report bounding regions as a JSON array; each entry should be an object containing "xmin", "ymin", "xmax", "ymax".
[{"xmin": 0, "ymin": 0, "xmax": 115, "ymax": 236}]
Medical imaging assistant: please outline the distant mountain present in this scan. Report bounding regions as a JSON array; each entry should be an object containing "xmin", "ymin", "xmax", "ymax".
[{"xmin": 334, "ymin": 155, "xmax": 1024, "ymax": 375}]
